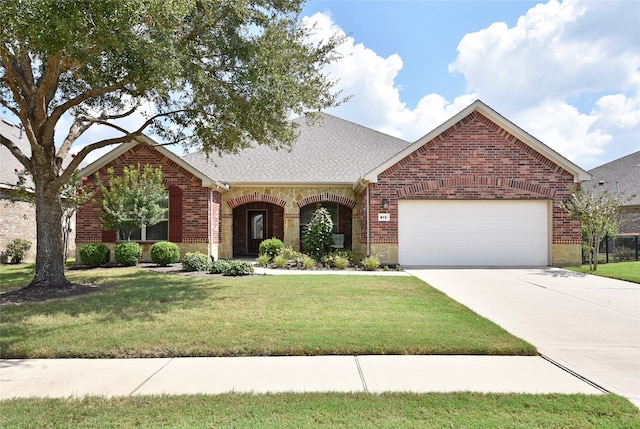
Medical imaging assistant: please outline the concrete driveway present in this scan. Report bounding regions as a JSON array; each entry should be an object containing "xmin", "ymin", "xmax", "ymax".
[{"xmin": 406, "ymin": 268, "xmax": 640, "ymax": 406}]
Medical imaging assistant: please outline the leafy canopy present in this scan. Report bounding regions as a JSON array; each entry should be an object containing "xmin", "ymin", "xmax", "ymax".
[
  {"xmin": 97, "ymin": 164, "xmax": 168, "ymax": 241},
  {"xmin": 0, "ymin": 0, "xmax": 344, "ymax": 181},
  {"xmin": 562, "ymin": 186, "xmax": 622, "ymax": 270}
]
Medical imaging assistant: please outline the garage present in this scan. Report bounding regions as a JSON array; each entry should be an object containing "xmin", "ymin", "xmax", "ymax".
[{"xmin": 398, "ymin": 200, "xmax": 550, "ymax": 266}]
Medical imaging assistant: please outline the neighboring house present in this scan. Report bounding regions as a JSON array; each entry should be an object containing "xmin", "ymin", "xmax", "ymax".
[
  {"xmin": 585, "ymin": 150, "xmax": 640, "ymax": 234},
  {"xmin": 76, "ymin": 100, "xmax": 591, "ymax": 266},
  {"xmin": 0, "ymin": 117, "xmax": 37, "ymax": 262}
]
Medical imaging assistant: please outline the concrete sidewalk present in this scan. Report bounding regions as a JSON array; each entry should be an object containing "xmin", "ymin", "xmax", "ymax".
[{"xmin": 0, "ymin": 355, "xmax": 604, "ymax": 399}]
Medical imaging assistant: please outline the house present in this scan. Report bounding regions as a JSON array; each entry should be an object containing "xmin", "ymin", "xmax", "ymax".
[
  {"xmin": 76, "ymin": 100, "xmax": 591, "ymax": 266},
  {"xmin": 585, "ymin": 150, "xmax": 640, "ymax": 234},
  {"xmin": 0, "ymin": 117, "xmax": 37, "ymax": 262}
]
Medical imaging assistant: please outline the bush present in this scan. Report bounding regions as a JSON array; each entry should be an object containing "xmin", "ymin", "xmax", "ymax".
[
  {"xmin": 1, "ymin": 238, "xmax": 32, "ymax": 264},
  {"xmin": 258, "ymin": 238, "xmax": 285, "ymax": 258},
  {"xmin": 614, "ymin": 246, "xmax": 635, "ymax": 262},
  {"xmin": 273, "ymin": 255, "xmax": 288, "ymax": 268},
  {"xmin": 223, "ymin": 260, "xmax": 254, "ymax": 276},
  {"xmin": 333, "ymin": 256, "xmax": 349, "ymax": 270},
  {"xmin": 362, "ymin": 256, "xmax": 380, "ymax": 271},
  {"xmin": 257, "ymin": 254, "xmax": 271, "ymax": 267},
  {"xmin": 301, "ymin": 255, "xmax": 316, "ymax": 269},
  {"xmin": 209, "ymin": 259, "xmax": 231, "ymax": 274},
  {"xmin": 150, "ymin": 241, "xmax": 180, "ymax": 266},
  {"xmin": 79, "ymin": 243, "xmax": 110, "ymax": 268},
  {"xmin": 302, "ymin": 207, "xmax": 334, "ymax": 260},
  {"xmin": 114, "ymin": 242, "xmax": 141, "ymax": 266},
  {"xmin": 182, "ymin": 252, "xmax": 210, "ymax": 272}
]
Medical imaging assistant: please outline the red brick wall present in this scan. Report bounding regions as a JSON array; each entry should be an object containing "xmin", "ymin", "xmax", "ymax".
[
  {"xmin": 76, "ymin": 144, "xmax": 218, "ymax": 246},
  {"xmin": 362, "ymin": 111, "xmax": 581, "ymax": 246}
]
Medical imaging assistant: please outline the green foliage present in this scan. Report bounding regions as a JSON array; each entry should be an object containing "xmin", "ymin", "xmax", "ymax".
[
  {"xmin": 302, "ymin": 207, "xmax": 334, "ymax": 260},
  {"xmin": 114, "ymin": 242, "xmax": 141, "ymax": 266},
  {"xmin": 222, "ymin": 260, "xmax": 255, "ymax": 277},
  {"xmin": 273, "ymin": 255, "xmax": 288, "ymax": 268},
  {"xmin": 182, "ymin": 252, "xmax": 210, "ymax": 272},
  {"xmin": 256, "ymin": 254, "xmax": 271, "ymax": 267},
  {"xmin": 0, "ymin": 239, "xmax": 32, "ymax": 264},
  {"xmin": 258, "ymin": 238, "xmax": 285, "ymax": 258},
  {"xmin": 150, "ymin": 242, "xmax": 180, "ymax": 266},
  {"xmin": 301, "ymin": 255, "xmax": 316, "ymax": 269},
  {"xmin": 97, "ymin": 164, "xmax": 167, "ymax": 240},
  {"xmin": 209, "ymin": 259, "xmax": 231, "ymax": 274},
  {"xmin": 79, "ymin": 244, "xmax": 110, "ymax": 268},
  {"xmin": 562, "ymin": 186, "xmax": 623, "ymax": 271},
  {"xmin": 322, "ymin": 250, "xmax": 357, "ymax": 268},
  {"xmin": 362, "ymin": 256, "xmax": 380, "ymax": 271},
  {"xmin": 333, "ymin": 256, "xmax": 349, "ymax": 270},
  {"xmin": 0, "ymin": 0, "xmax": 344, "ymax": 288}
]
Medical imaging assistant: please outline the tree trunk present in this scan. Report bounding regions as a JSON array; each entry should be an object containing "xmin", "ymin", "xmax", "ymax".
[{"xmin": 30, "ymin": 175, "xmax": 72, "ymax": 289}]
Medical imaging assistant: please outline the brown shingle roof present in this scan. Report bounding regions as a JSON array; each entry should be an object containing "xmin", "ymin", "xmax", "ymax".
[{"xmin": 586, "ymin": 150, "xmax": 640, "ymax": 206}]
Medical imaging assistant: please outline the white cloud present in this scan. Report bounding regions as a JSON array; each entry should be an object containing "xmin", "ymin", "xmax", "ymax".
[
  {"xmin": 447, "ymin": 0, "xmax": 640, "ymax": 167},
  {"xmin": 303, "ymin": 12, "xmax": 477, "ymax": 142}
]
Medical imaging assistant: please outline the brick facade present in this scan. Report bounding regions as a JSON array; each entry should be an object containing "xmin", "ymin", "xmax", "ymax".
[
  {"xmin": 75, "ymin": 144, "xmax": 221, "ymax": 261},
  {"xmin": 361, "ymin": 111, "xmax": 582, "ymax": 265}
]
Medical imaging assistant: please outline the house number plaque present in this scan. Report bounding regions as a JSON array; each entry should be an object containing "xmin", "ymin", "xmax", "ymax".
[{"xmin": 378, "ymin": 213, "xmax": 391, "ymax": 222}]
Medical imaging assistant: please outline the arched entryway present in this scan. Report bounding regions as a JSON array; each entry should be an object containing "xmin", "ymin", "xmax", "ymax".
[
  {"xmin": 232, "ymin": 202, "xmax": 285, "ymax": 257},
  {"xmin": 298, "ymin": 201, "xmax": 353, "ymax": 251}
]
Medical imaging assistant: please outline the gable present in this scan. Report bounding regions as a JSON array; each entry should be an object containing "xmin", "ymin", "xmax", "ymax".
[
  {"xmin": 362, "ymin": 100, "xmax": 591, "ymax": 186},
  {"xmin": 79, "ymin": 137, "xmax": 225, "ymax": 190}
]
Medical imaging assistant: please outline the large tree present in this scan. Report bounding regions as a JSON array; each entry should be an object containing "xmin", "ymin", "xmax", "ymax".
[{"xmin": 0, "ymin": 0, "xmax": 343, "ymax": 289}]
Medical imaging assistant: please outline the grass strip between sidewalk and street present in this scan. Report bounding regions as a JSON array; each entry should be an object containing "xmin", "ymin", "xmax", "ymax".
[
  {"xmin": 1, "ymin": 265, "xmax": 535, "ymax": 358},
  {"xmin": 1, "ymin": 392, "xmax": 638, "ymax": 429}
]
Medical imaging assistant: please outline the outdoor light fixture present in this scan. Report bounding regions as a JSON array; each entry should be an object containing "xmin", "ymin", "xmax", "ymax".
[{"xmin": 382, "ymin": 199, "xmax": 390, "ymax": 210}]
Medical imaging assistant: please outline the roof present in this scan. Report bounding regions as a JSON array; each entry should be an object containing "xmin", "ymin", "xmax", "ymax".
[
  {"xmin": 585, "ymin": 150, "xmax": 640, "ymax": 206},
  {"xmin": 362, "ymin": 100, "xmax": 592, "ymax": 184},
  {"xmin": 78, "ymin": 135, "xmax": 225, "ymax": 189},
  {"xmin": 0, "ymin": 117, "xmax": 31, "ymax": 189},
  {"xmin": 183, "ymin": 112, "xmax": 412, "ymax": 185}
]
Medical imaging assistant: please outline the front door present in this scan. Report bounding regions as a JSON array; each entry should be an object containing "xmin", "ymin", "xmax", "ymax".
[{"xmin": 247, "ymin": 210, "xmax": 267, "ymax": 255}]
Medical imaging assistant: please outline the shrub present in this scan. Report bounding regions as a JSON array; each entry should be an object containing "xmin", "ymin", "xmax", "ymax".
[
  {"xmin": 114, "ymin": 242, "xmax": 141, "ymax": 266},
  {"xmin": 150, "ymin": 241, "xmax": 180, "ymax": 266},
  {"xmin": 302, "ymin": 207, "xmax": 334, "ymax": 260},
  {"xmin": 1, "ymin": 238, "xmax": 32, "ymax": 264},
  {"xmin": 182, "ymin": 252, "xmax": 210, "ymax": 272},
  {"xmin": 223, "ymin": 260, "xmax": 254, "ymax": 276},
  {"xmin": 333, "ymin": 256, "xmax": 349, "ymax": 270},
  {"xmin": 257, "ymin": 254, "xmax": 271, "ymax": 267},
  {"xmin": 614, "ymin": 246, "xmax": 635, "ymax": 262},
  {"xmin": 258, "ymin": 238, "xmax": 285, "ymax": 258},
  {"xmin": 362, "ymin": 256, "xmax": 380, "ymax": 271},
  {"xmin": 79, "ymin": 243, "xmax": 110, "ymax": 268},
  {"xmin": 273, "ymin": 255, "xmax": 288, "ymax": 268},
  {"xmin": 301, "ymin": 255, "xmax": 316, "ymax": 269},
  {"xmin": 209, "ymin": 259, "xmax": 231, "ymax": 274}
]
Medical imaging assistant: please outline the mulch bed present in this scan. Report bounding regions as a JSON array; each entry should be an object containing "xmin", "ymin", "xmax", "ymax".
[{"xmin": 0, "ymin": 282, "xmax": 102, "ymax": 306}]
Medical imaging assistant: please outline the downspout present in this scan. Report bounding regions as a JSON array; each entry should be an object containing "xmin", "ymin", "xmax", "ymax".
[{"xmin": 366, "ymin": 185, "xmax": 371, "ymax": 257}]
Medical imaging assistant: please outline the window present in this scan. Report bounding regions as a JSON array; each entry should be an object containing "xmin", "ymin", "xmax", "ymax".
[
  {"xmin": 300, "ymin": 203, "xmax": 339, "ymax": 232},
  {"xmin": 118, "ymin": 193, "xmax": 169, "ymax": 241}
]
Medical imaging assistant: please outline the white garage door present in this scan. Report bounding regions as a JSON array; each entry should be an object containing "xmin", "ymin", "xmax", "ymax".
[{"xmin": 398, "ymin": 200, "xmax": 549, "ymax": 266}]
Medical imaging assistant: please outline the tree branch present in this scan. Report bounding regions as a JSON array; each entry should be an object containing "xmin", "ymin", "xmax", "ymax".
[{"xmin": 0, "ymin": 134, "xmax": 32, "ymax": 171}]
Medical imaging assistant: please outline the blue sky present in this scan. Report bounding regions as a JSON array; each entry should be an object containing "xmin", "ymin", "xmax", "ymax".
[{"xmin": 298, "ymin": 0, "xmax": 640, "ymax": 169}]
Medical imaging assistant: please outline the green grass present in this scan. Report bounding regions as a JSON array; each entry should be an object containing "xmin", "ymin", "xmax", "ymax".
[
  {"xmin": 566, "ymin": 261, "xmax": 640, "ymax": 284},
  {"xmin": 0, "ymin": 266, "xmax": 535, "ymax": 358},
  {"xmin": 1, "ymin": 393, "xmax": 638, "ymax": 428}
]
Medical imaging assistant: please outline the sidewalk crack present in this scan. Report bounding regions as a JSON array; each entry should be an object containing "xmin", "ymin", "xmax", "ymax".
[
  {"xmin": 354, "ymin": 356, "xmax": 369, "ymax": 393},
  {"xmin": 129, "ymin": 358, "xmax": 174, "ymax": 396}
]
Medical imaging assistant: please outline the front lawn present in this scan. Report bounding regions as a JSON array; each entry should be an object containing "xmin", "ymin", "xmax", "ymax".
[
  {"xmin": 565, "ymin": 261, "xmax": 640, "ymax": 284},
  {"xmin": 0, "ymin": 266, "xmax": 535, "ymax": 358},
  {"xmin": 1, "ymin": 393, "xmax": 638, "ymax": 429}
]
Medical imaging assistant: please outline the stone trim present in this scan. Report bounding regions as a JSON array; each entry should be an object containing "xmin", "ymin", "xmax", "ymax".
[
  {"xmin": 297, "ymin": 193, "xmax": 357, "ymax": 209},
  {"xmin": 227, "ymin": 192, "xmax": 287, "ymax": 209}
]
